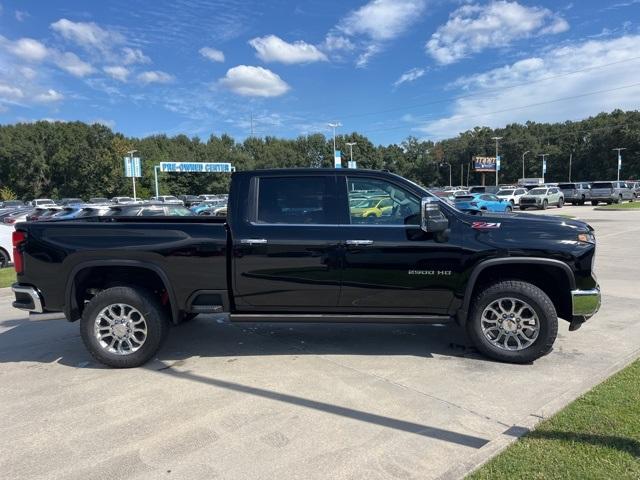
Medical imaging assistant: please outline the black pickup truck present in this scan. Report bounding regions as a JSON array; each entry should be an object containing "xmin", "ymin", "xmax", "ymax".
[{"xmin": 11, "ymin": 169, "xmax": 601, "ymax": 367}]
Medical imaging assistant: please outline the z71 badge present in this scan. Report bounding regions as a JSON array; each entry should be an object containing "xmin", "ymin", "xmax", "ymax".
[{"xmin": 471, "ymin": 221, "xmax": 501, "ymax": 229}]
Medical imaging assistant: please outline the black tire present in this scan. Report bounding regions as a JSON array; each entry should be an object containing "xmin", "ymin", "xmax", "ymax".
[
  {"xmin": 505, "ymin": 205, "xmax": 513, "ymax": 212},
  {"xmin": 0, "ymin": 248, "xmax": 10, "ymax": 269},
  {"xmin": 616, "ymin": 195, "xmax": 622, "ymax": 204},
  {"xmin": 80, "ymin": 286, "xmax": 169, "ymax": 368},
  {"xmin": 519, "ymin": 206, "xmax": 526, "ymax": 210},
  {"xmin": 541, "ymin": 200, "xmax": 548, "ymax": 210},
  {"xmin": 466, "ymin": 280, "xmax": 558, "ymax": 363},
  {"xmin": 557, "ymin": 198, "xmax": 563, "ymax": 208},
  {"xmin": 591, "ymin": 200, "xmax": 599, "ymax": 206}
]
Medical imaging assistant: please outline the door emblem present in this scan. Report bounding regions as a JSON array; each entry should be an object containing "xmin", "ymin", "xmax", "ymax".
[{"xmin": 472, "ymin": 222, "xmax": 501, "ymax": 229}]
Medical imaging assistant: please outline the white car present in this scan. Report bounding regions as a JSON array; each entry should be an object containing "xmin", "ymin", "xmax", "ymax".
[
  {"xmin": 0, "ymin": 224, "xmax": 14, "ymax": 267},
  {"xmin": 497, "ymin": 187, "xmax": 528, "ymax": 206}
]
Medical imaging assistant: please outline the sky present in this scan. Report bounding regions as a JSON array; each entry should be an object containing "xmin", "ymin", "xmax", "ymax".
[{"xmin": 0, "ymin": 0, "xmax": 639, "ymax": 144}]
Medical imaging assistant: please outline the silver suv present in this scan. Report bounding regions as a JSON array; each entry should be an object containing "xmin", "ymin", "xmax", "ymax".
[
  {"xmin": 519, "ymin": 186, "xmax": 564, "ymax": 210},
  {"xmin": 590, "ymin": 181, "xmax": 634, "ymax": 205},
  {"xmin": 557, "ymin": 183, "xmax": 591, "ymax": 206}
]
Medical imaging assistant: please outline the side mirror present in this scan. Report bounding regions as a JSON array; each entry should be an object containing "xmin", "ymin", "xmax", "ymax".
[{"xmin": 421, "ymin": 197, "xmax": 449, "ymax": 233}]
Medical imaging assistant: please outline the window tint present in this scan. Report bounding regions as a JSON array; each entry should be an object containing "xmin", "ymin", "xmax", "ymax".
[
  {"xmin": 592, "ymin": 182, "xmax": 613, "ymax": 189},
  {"xmin": 347, "ymin": 177, "xmax": 420, "ymax": 225},
  {"xmin": 257, "ymin": 176, "xmax": 333, "ymax": 224}
]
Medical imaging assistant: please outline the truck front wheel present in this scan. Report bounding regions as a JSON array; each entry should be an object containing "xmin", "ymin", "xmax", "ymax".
[
  {"xmin": 80, "ymin": 286, "xmax": 169, "ymax": 368},
  {"xmin": 467, "ymin": 281, "xmax": 558, "ymax": 363}
]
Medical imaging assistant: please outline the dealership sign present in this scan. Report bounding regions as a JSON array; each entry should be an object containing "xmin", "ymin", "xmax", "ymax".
[
  {"xmin": 473, "ymin": 156, "xmax": 497, "ymax": 172},
  {"xmin": 160, "ymin": 162, "xmax": 234, "ymax": 173},
  {"xmin": 124, "ymin": 156, "xmax": 142, "ymax": 177}
]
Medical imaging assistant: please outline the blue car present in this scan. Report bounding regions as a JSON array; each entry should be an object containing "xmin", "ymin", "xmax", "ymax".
[
  {"xmin": 454, "ymin": 193, "xmax": 513, "ymax": 213},
  {"xmin": 190, "ymin": 200, "xmax": 226, "ymax": 215}
]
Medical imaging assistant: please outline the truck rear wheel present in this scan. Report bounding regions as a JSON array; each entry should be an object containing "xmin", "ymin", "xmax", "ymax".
[
  {"xmin": 467, "ymin": 281, "xmax": 558, "ymax": 363},
  {"xmin": 80, "ymin": 286, "xmax": 169, "ymax": 368}
]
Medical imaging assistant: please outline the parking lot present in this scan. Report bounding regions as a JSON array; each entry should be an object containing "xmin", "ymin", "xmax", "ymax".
[{"xmin": 0, "ymin": 205, "xmax": 638, "ymax": 480}]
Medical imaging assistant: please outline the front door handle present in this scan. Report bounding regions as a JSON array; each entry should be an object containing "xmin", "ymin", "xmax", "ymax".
[
  {"xmin": 345, "ymin": 240, "xmax": 374, "ymax": 246},
  {"xmin": 240, "ymin": 238, "xmax": 268, "ymax": 245}
]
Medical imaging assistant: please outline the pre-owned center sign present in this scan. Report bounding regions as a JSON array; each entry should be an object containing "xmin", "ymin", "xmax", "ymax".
[{"xmin": 160, "ymin": 162, "xmax": 234, "ymax": 173}]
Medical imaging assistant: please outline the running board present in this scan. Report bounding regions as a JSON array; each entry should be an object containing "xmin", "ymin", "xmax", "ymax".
[{"xmin": 229, "ymin": 314, "xmax": 451, "ymax": 324}]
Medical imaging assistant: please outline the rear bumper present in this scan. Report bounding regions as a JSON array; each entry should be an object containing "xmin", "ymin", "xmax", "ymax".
[
  {"xmin": 12, "ymin": 283, "xmax": 44, "ymax": 313},
  {"xmin": 571, "ymin": 287, "xmax": 601, "ymax": 319}
]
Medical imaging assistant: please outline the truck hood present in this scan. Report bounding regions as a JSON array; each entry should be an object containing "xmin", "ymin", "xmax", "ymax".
[{"xmin": 464, "ymin": 210, "xmax": 593, "ymax": 232}]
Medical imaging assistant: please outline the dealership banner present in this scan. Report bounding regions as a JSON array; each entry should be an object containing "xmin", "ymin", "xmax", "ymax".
[
  {"xmin": 160, "ymin": 162, "xmax": 233, "ymax": 173},
  {"xmin": 473, "ymin": 156, "xmax": 497, "ymax": 172}
]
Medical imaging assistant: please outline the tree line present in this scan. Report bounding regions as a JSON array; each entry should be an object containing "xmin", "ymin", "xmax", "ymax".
[{"xmin": 0, "ymin": 109, "xmax": 638, "ymax": 200}]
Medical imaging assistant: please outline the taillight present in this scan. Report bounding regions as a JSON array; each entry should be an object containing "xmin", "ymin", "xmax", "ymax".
[
  {"xmin": 4, "ymin": 217, "xmax": 16, "ymax": 225},
  {"xmin": 12, "ymin": 230, "xmax": 26, "ymax": 274}
]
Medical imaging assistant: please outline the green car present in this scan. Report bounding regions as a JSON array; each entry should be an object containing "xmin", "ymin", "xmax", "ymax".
[{"xmin": 519, "ymin": 187, "xmax": 564, "ymax": 210}]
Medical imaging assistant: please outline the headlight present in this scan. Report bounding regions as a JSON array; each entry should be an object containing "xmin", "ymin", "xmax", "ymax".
[{"xmin": 578, "ymin": 232, "xmax": 596, "ymax": 244}]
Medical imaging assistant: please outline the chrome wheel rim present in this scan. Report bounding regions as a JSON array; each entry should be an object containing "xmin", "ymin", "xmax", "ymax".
[
  {"xmin": 480, "ymin": 297, "xmax": 540, "ymax": 351},
  {"xmin": 94, "ymin": 303, "xmax": 147, "ymax": 355}
]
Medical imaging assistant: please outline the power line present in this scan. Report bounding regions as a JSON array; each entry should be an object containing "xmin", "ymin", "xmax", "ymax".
[{"xmin": 359, "ymin": 81, "xmax": 640, "ymax": 136}]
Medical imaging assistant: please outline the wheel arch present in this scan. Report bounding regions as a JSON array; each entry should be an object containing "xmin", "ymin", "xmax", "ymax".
[
  {"xmin": 65, "ymin": 260, "xmax": 179, "ymax": 324},
  {"xmin": 458, "ymin": 258, "xmax": 576, "ymax": 324}
]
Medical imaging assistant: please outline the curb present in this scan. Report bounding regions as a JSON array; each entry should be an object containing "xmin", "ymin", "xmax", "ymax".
[
  {"xmin": 593, "ymin": 207, "xmax": 640, "ymax": 211},
  {"xmin": 435, "ymin": 347, "xmax": 640, "ymax": 480}
]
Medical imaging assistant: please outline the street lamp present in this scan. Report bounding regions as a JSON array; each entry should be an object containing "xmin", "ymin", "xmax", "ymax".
[
  {"xmin": 440, "ymin": 162, "xmax": 452, "ymax": 187},
  {"xmin": 154, "ymin": 165, "xmax": 161, "ymax": 198},
  {"xmin": 538, "ymin": 153, "xmax": 548, "ymax": 183},
  {"xmin": 492, "ymin": 136, "xmax": 502, "ymax": 186},
  {"xmin": 345, "ymin": 142, "xmax": 357, "ymax": 168},
  {"xmin": 126, "ymin": 149, "xmax": 138, "ymax": 201},
  {"xmin": 613, "ymin": 148, "xmax": 626, "ymax": 182},
  {"xmin": 328, "ymin": 122, "xmax": 341, "ymax": 166},
  {"xmin": 521, "ymin": 150, "xmax": 530, "ymax": 182}
]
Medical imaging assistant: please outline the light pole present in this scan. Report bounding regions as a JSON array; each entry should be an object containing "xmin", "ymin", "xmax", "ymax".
[
  {"xmin": 345, "ymin": 142, "xmax": 357, "ymax": 168},
  {"xmin": 328, "ymin": 122, "xmax": 341, "ymax": 167},
  {"xmin": 154, "ymin": 165, "xmax": 160, "ymax": 197},
  {"xmin": 492, "ymin": 136, "xmax": 502, "ymax": 186},
  {"xmin": 521, "ymin": 150, "xmax": 530, "ymax": 182},
  {"xmin": 440, "ymin": 162, "xmax": 452, "ymax": 187},
  {"xmin": 539, "ymin": 153, "xmax": 548, "ymax": 183},
  {"xmin": 126, "ymin": 149, "xmax": 138, "ymax": 201},
  {"xmin": 613, "ymin": 148, "xmax": 626, "ymax": 182}
]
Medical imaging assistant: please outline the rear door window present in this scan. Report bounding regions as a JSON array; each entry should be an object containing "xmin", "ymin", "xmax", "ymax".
[{"xmin": 256, "ymin": 176, "xmax": 336, "ymax": 225}]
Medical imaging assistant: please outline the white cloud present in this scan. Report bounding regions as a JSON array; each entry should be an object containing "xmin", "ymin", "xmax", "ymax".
[
  {"xmin": 199, "ymin": 47, "xmax": 225, "ymax": 62},
  {"xmin": 420, "ymin": 35, "xmax": 640, "ymax": 138},
  {"xmin": 393, "ymin": 67, "xmax": 425, "ymax": 87},
  {"xmin": 15, "ymin": 10, "xmax": 29, "ymax": 22},
  {"xmin": 137, "ymin": 70, "xmax": 174, "ymax": 84},
  {"xmin": 249, "ymin": 35, "xmax": 327, "ymax": 64},
  {"xmin": 50, "ymin": 18, "xmax": 124, "ymax": 51},
  {"xmin": 104, "ymin": 65, "xmax": 129, "ymax": 82},
  {"xmin": 34, "ymin": 89, "xmax": 63, "ymax": 103},
  {"xmin": 426, "ymin": 1, "xmax": 569, "ymax": 64},
  {"xmin": 218, "ymin": 65, "xmax": 290, "ymax": 97},
  {"xmin": 329, "ymin": 0, "xmax": 426, "ymax": 66},
  {"xmin": 0, "ymin": 83, "xmax": 24, "ymax": 101},
  {"xmin": 3, "ymin": 37, "xmax": 48, "ymax": 62},
  {"xmin": 338, "ymin": 0, "xmax": 426, "ymax": 41},
  {"xmin": 122, "ymin": 47, "xmax": 150, "ymax": 65},
  {"xmin": 54, "ymin": 51, "xmax": 94, "ymax": 77}
]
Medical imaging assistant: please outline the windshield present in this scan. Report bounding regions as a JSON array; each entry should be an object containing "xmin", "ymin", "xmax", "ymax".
[
  {"xmin": 592, "ymin": 182, "xmax": 613, "ymax": 189},
  {"xmin": 558, "ymin": 184, "xmax": 575, "ymax": 189},
  {"xmin": 497, "ymin": 189, "xmax": 514, "ymax": 195},
  {"xmin": 529, "ymin": 188, "xmax": 548, "ymax": 195}
]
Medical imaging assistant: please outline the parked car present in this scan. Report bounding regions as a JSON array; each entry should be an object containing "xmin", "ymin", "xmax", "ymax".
[
  {"xmin": 11, "ymin": 168, "xmax": 600, "ymax": 368},
  {"xmin": 107, "ymin": 205, "xmax": 193, "ymax": 216},
  {"xmin": 349, "ymin": 197, "xmax": 393, "ymax": 218},
  {"xmin": 177, "ymin": 195, "xmax": 200, "ymax": 207},
  {"xmin": 496, "ymin": 187, "xmax": 528, "ymax": 206},
  {"xmin": 111, "ymin": 196, "xmax": 136, "ymax": 204},
  {"xmin": 468, "ymin": 186, "xmax": 500, "ymax": 194},
  {"xmin": 75, "ymin": 206, "xmax": 113, "ymax": 218},
  {"xmin": 89, "ymin": 197, "xmax": 110, "ymax": 204},
  {"xmin": 191, "ymin": 200, "xmax": 227, "ymax": 215},
  {"xmin": 519, "ymin": 187, "xmax": 564, "ymax": 210},
  {"xmin": 557, "ymin": 183, "xmax": 591, "ymax": 205},
  {"xmin": 150, "ymin": 196, "xmax": 184, "ymax": 205},
  {"xmin": 30, "ymin": 198, "xmax": 56, "ymax": 207},
  {"xmin": 0, "ymin": 224, "xmax": 14, "ymax": 267},
  {"xmin": 627, "ymin": 182, "xmax": 640, "ymax": 198},
  {"xmin": 3, "ymin": 210, "xmax": 33, "ymax": 225},
  {"xmin": 454, "ymin": 193, "xmax": 513, "ymax": 212},
  {"xmin": 26, "ymin": 207, "xmax": 63, "ymax": 221},
  {"xmin": 0, "ymin": 200, "xmax": 25, "ymax": 208},
  {"xmin": 590, "ymin": 181, "xmax": 635, "ymax": 205},
  {"xmin": 59, "ymin": 198, "xmax": 84, "ymax": 205},
  {"xmin": 197, "ymin": 194, "xmax": 227, "ymax": 202}
]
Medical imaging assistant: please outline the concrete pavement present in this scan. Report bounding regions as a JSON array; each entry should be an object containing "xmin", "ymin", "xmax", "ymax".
[{"xmin": 0, "ymin": 205, "xmax": 638, "ymax": 480}]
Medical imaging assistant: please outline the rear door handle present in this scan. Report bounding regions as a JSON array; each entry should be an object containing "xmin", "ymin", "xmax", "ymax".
[
  {"xmin": 240, "ymin": 238, "xmax": 268, "ymax": 245},
  {"xmin": 345, "ymin": 240, "xmax": 374, "ymax": 246}
]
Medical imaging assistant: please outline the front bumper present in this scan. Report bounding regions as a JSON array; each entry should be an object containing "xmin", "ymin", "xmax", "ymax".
[
  {"xmin": 12, "ymin": 283, "xmax": 44, "ymax": 313},
  {"xmin": 571, "ymin": 287, "xmax": 601, "ymax": 318}
]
